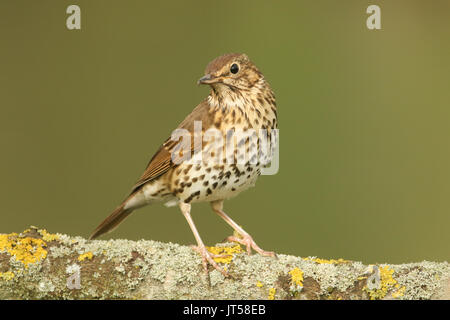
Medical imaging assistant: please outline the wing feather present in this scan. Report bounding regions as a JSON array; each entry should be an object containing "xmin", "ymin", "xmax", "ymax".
[{"xmin": 130, "ymin": 100, "xmax": 215, "ymax": 192}]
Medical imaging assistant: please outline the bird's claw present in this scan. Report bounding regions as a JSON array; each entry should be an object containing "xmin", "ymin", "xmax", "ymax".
[
  {"xmin": 226, "ymin": 234, "xmax": 276, "ymax": 258},
  {"xmin": 190, "ymin": 245, "xmax": 229, "ymax": 277}
]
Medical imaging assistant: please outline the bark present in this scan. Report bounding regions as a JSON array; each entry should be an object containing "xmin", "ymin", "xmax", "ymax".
[{"xmin": 0, "ymin": 227, "xmax": 449, "ymax": 300}]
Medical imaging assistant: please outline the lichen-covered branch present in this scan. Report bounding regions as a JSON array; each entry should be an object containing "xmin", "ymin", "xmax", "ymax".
[{"xmin": 1, "ymin": 227, "xmax": 449, "ymax": 300}]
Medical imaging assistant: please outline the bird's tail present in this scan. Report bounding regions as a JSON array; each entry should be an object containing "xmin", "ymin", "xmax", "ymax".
[{"xmin": 89, "ymin": 193, "xmax": 138, "ymax": 240}]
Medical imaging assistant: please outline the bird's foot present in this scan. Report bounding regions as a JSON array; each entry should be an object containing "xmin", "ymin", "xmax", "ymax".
[
  {"xmin": 190, "ymin": 245, "xmax": 230, "ymax": 277},
  {"xmin": 226, "ymin": 234, "xmax": 276, "ymax": 258}
]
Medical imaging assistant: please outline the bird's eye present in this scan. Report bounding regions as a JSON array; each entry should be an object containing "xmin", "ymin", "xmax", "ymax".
[{"xmin": 230, "ymin": 63, "xmax": 239, "ymax": 74}]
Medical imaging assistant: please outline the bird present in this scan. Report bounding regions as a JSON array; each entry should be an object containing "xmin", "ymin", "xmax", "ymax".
[{"xmin": 89, "ymin": 53, "xmax": 278, "ymax": 276}]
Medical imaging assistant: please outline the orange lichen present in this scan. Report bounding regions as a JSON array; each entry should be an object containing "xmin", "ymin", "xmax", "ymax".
[
  {"xmin": 268, "ymin": 288, "xmax": 276, "ymax": 300},
  {"xmin": 303, "ymin": 257, "xmax": 349, "ymax": 264},
  {"xmin": 0, "ymin": 232, "xmax": 48, "ymax": 268},
  {"xmin": 0, "ymin": 271, "xmax": 15, "ymax": 281},
  {"xmin": 78, "ymin": 251, "xmax": 94, "ymax": 261},
  {"xmin": 289, "ymin": 267, "xmax": 304, "ymax": 286},
  {"xmin": 288, "ymin": 267, "xmax": 304, "ymax": 295},
  {"xmin": 206, "ymin": 245, "xmax": 243, "ymax": 264},
  {"xmin": 38, "ymin": 229, "xmax": 59, "ymax": 242}
]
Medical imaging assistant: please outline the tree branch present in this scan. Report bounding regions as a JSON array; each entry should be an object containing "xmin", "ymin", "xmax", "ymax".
[{"xmin": 0, "ymin": 227, "xmax": 449, "ymax": 300}]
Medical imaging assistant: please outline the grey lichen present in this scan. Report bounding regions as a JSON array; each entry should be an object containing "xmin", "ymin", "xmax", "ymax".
[
  {"xmin": 0, "ymin": 227, "xmax": 449, "ymax": 300},
  {"xmin": 393, "ymin": 261, "xmax": 449, "ymax": 300},
  {"xmin": 38, "ymin": 279, "xmax": 55, "ymax": 293}
]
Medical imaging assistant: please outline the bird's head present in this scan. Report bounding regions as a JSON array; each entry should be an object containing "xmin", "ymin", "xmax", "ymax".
[{"xmin": 198, "ymin": 53, "xmax": 264, "ymax": 92}]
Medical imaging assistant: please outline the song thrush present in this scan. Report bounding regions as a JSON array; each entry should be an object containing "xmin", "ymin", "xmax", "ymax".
[{"xmin": 89, "ymin": 53, "xmax": 278, "ymax": 276}]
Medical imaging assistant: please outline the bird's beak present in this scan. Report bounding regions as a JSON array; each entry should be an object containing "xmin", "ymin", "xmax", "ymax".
[{"xmin": 197, "ymin": 74, "xmax": 218, "ymax": 85}]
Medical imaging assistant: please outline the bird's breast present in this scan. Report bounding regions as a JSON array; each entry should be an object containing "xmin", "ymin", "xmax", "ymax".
[{"xmin": 168, "ymin": 90, "xmax": 277, "ymax": 204}]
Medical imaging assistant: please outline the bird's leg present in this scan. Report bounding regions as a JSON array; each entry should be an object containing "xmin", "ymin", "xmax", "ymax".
[
  {"xmin": 211, "ymin": 200, "xmax": 276, "ymax": 257},
  {"xmin": 179, "ymin": 202, "xmax": 229, "ymax": 276}
]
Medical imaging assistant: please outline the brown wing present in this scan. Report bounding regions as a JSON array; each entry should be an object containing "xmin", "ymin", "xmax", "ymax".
[{"xmin": 130, "ymin": 99, "xmax": 215, "ymax": 192}]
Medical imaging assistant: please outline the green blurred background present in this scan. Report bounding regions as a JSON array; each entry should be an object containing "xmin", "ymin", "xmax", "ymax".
[{"xmin": 1, "ymin": 1, "xmax": 449, "ymax": 264}]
